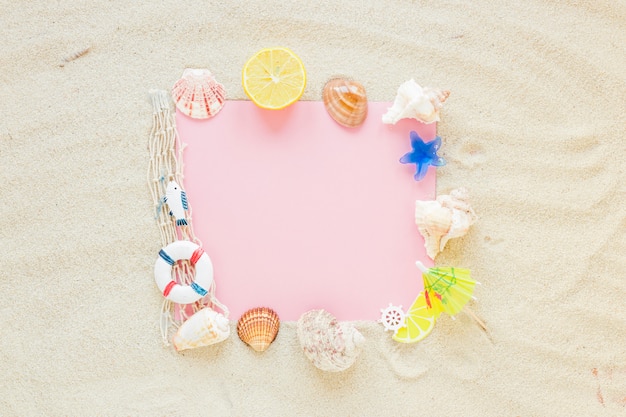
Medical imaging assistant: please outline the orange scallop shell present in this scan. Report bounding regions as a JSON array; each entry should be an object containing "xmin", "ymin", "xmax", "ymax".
[
  {"xmin": 322, "ymin": 78, "xmax": 368, "ymax": 128},
  {"xmin": 236, "ymin": 307, "xmax": 280, "ymax": 352},
  {"xmin": 171, "ymin": 68, "xmax": 226, "ymax": 119}
]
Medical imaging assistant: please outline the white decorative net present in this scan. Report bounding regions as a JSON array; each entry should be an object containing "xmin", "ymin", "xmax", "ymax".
[{"xmin": 147, "ymin": 89, "xmax": 228, "ymax": 345}]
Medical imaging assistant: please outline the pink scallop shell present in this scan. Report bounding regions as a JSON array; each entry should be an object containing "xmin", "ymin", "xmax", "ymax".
[{"xmin": 171, "ymin": 68, "xmax": 226, "ymax": 119}]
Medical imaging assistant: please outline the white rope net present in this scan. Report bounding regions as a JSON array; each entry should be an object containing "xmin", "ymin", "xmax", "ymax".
[{"xmin": 147, "ymin": 89, "xmax": 228, "ymax": 346}]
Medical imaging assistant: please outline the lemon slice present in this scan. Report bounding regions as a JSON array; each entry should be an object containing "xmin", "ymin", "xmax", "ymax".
[
  {"xmin": 392, "ymin": 291, "xmax": 436, "ymax": 344},
  {"xmin": 242, "ymin": 47, "xmax": 306, "ymax": 110}
]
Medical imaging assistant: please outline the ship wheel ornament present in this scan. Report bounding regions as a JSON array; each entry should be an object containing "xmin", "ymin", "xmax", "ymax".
[{"xmin": 379, "ymin": 303, "xmax": 407, "ymax": 335}]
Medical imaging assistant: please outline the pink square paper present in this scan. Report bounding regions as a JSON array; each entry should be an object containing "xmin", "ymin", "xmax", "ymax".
[{"xmin": 177, "ymin": 101, "xmax": 436, "ymax": 320}]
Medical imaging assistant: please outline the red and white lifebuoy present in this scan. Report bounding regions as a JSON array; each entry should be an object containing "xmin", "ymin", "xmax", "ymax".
[{"xmin": 154, "ymin": 240, "xmax": 214, "ymax": 304}]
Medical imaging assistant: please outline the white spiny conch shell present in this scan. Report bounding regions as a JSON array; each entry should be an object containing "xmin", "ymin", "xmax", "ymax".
[
  {"xmin": 382, "ymin": 79, "xmax": 450, "ymax": 124},
  {"xmin": 172, "ymin": 308, "xmax": 230, "ymax": 351},
  {"xmin": 297, "ymin": 309, "xmax": 365, "ymax": 372},
  {"xmin": 415, "ymin": 187, "xmax": 477, "ymax": 259},
  {"xmin": 171, "ymin": 68, "xmax": 226, "ymax": 119}
]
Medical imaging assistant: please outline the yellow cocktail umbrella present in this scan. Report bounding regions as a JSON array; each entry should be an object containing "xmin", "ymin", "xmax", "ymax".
[{"xmin": 416, "ymin": 261, "xmax": 485, "ymax": 330}]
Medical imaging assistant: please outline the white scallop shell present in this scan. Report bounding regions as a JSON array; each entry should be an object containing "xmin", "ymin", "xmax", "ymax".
[
  {"xmin": 171, "ymin": 68, "xmax": 226, "ymax": 119},
  {"xmin": 297, "ymin": 309, "xmax": 365, "ymax": 372},
  {"xmin": 172, "ymin": 308, "xmax": 230, "ymax": 351},
  {"xmin": 415, "ymin": 187, "xmax": 477, "ymax": 259},
  {"xmin": 382, "ymin": 79, "xmax": 450, "ymax": 125}
]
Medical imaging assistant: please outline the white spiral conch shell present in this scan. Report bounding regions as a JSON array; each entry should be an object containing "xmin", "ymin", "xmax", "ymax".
[
  {"xmin": 297, "ymin": 309, "xmax": 365, "ymax": 372},
  {"xmin": 172, "ymin": 308, "xmax": 230, "ymax": 351},
  {"xmin": 382, "ymin": 79, "xmax": 450, "ymax": 125},
  {"xmin": 415, "ymin": 187, "xmax": 477, "ymax": 259}
]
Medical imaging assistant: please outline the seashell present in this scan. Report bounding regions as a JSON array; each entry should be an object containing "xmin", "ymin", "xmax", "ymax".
[
  {"xmin": 172, "ymin": 308, "xmax": 230, "ymax": 351},
  {"xmin": 236, "ymin": 307, "xmax": 280, "ymax": 352},
  {"xmin": 171, "ymin": 68, "xmax": 226, "ymax": 119},
  {"xmin": 415, "ymin": 187, "xmax": 477, "ymax": 259},
  {"xmin": 382, "ymin": 79, "xmax": 450, "ymax": 125},
  {"xmin": 297, "ymin": 309, "xmax": 365, "ymax": 372},
  {"xmin": 322, "ymin": 78, "xmax": 368, "ymax": 128}
]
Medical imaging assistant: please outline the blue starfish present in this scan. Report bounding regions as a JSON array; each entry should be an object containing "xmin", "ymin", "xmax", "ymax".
[{"xmin": 399, "ymin": 131, "xmax": 446, "ymax": 181}]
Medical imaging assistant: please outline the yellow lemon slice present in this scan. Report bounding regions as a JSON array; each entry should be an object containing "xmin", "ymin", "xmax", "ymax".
[
  {"xmin": 242, "ymin": 47, "xmax": 306, "ymax": 110},
  {"xmin": 392, "ymin": 291, "xmax": 436, "ymax": 344}
]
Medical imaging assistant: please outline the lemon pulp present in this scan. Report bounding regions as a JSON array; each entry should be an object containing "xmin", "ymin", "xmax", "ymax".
[{"xmin": 242, "ymin": 47, "xmax": 306, "ymax": 110}]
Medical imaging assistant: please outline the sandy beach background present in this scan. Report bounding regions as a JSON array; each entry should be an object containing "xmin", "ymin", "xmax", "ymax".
[{"xmin": 1, "ymin": 1, "xmax": 625, "ymax": 415}]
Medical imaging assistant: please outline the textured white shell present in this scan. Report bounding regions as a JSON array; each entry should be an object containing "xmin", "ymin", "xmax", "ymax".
[
  {"xmin": 297, "ymin": 309, "xmax": 364, "ymax": 372},
  {"xmin": 415, "ymin": 187, "xmax": 477, "ymax": 259},
  {"xmin": 382, "ymin": 79, "xmax": 450, "ymax": 125},
  {"xmin": 172, "ymin": 308, "xmax": 230, "ymax": 351},
  {"xmin": 172, "ymin": 68, "xmax": 226, "ymax": 119}
]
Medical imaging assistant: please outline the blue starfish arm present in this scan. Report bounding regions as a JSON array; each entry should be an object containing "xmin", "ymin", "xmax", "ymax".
[
  {"xmin": 429, "ymin": 136, "xmax": 442, "ymax": 151},
  {"xmin": 428, "ymin": 137, "xmax": 445, "ymax": 166},
  {"xmin": 431, "ymin": 156, "xmax": 447, "ymax": 166},
  {"xmin": 409, "ymin": 131, "xmax": 424, "ymax": 148},
  {"xmin": 399, "ymin": 152, "xmax": 415, "ymax": 164},
  {"xmin": 414, "ymin": 162, "xmax": 430, "ymax": 181}
]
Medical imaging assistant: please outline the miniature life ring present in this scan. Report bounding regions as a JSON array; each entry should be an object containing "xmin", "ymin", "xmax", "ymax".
[{"xmin": 154, "ymin": 240, "xmax": 214, "ymax": 304}]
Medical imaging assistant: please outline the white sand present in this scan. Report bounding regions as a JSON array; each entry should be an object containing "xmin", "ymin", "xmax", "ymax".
[{"xmin": 1, "ymin": 1, "xmax": 625, "ymax": 415}]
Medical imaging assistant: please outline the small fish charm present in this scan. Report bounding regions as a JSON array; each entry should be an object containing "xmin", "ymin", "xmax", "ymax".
[{"xmin": 163, "ymin": 181, "xmax": 188, "ymax": 226}]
